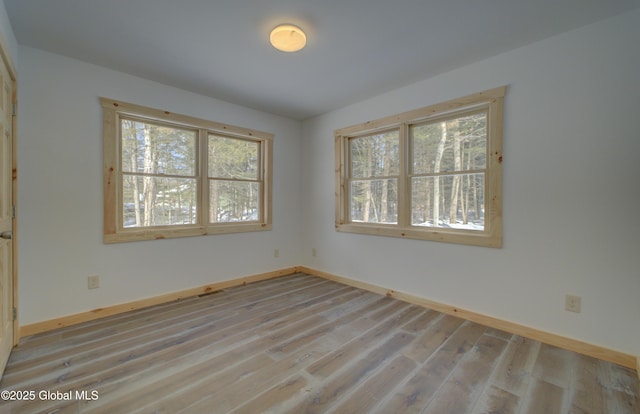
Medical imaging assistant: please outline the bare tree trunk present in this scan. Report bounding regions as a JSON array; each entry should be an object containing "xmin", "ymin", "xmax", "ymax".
[
  {"xmin": 473, "ymin": 174, "xmax": 480, "ymax": 222},
  {"xmin": 177, "ymin": 192, "xmax": 182, "ymax": 224},
  {"xmin": 143, "ymin": 124, "xmax": 157, "ymax": 226},
  {"xmin": 234, "ymin": 186, "xmax": 240, "ymax": 219},
  {"xmin": 449, "ymin": 121, "xmax": 461, "ymax": 224},
  {"xmin": 462, "ymin": 148, "xmax": 470, "ymax": 224},
  {"xmin": 248, "ymin": 182, "xmax": 254, "ymax": 220},
  {"xmin": 210, "ymin": 180, "xmax": 218, "ymax": 222},
  {"xmin": 131, "ymin": 122, "xmax": 142, "ymax": 226},
  {"xmin": 380, "ymin": 138, "xmax": 390, "ymax": 222},
  {"xmin": 209, "ymin": 141, "xmax": 219, "ymax": 222},
  {"xmin": 425, "ymin": 179, "xmax": 431, "ymax": 224},
  {"xmin": 433, "ymin": 121, "xmax": 447, "ymax": 226},
  {"xmin": 363, "ymin": 144, "xmax": 372, "ymax": 222}
]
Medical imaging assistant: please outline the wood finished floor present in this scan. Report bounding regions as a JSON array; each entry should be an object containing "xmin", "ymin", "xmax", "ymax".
[{"xmin": 1, "ymin": 273, "xmax": 638, "ymax": 414}]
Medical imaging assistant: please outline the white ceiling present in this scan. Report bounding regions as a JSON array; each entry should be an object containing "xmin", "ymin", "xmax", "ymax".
[{"xmin": 5, "ymin": 0, "xmax": 640, "ymax": 120}]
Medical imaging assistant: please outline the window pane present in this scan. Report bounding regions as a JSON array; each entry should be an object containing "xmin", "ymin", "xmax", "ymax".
[
  {"xmin": 209, "ymin": 180, "xmax": 260, "ymax": 223},
  {"xmin": 411, "ymin": 173, "xmax": 484, "ymax": 230},
  {"xmin": 412, "ymin": 112, "xmax": 486, "ymax": 175},
  {"xmin": 208, "ymin": 135, "xmax": 259, "ymax": 180},
  {"xmin": 121, "ymin": 119, "xmax": 196, "ymax": 176},
  {"xmin": 350, "ymin": 131, "xmax": 400, "ymax": 178},
  {"xmin": 123, "ymin": 175, "xmax": 197, "ymax": 227},
  {"xmin": 350, "ymin": 179, "xmax": 397, "ymax": 224}
]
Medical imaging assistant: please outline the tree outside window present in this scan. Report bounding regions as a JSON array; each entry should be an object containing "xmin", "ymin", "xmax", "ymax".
[
  {"xmin": 103, "ymin": 98, "xmax": 272, "ymax": 243},
  {"xmin": 335, "ymin": 87, "xmax": 505, "ymax": 247}
]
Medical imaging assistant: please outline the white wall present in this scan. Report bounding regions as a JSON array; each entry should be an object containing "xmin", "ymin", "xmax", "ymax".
[
  {"xmin": 17, "ymin": 47, "xmax": 303, "ymax": 325},
  {"xmin": 301, "ymin": 9, "xmax": 640, "ymax": 356},
  {"xmin": 12, "ymin": 6, "xmax": 640, "ymax": 357},
  {"xmin": 0, "ymin": 0, "xmax": 16, "ymax": 67}
]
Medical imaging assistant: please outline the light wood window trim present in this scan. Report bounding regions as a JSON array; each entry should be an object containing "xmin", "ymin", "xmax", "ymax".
[
  {"xmin": 102, "ymin": 98, "xmax": 273, "ymax": 243},
  {"xmin": 335, "ymin": 86, "xmax": 505, "ymax": 247}
]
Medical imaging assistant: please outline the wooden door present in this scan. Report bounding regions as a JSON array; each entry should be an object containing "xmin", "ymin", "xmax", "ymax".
[{"xmin": 0, "ymin": 44, "xmax": 15, "ymax": 376}]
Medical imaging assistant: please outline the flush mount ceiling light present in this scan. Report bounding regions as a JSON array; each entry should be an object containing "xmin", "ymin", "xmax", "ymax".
[{"xmin": 270, "ymin": 24, "xmax": 307, "ymax": 52}]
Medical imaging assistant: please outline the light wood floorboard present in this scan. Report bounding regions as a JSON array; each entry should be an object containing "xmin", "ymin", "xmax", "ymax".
[{"xmin": 0, "ymin": 273, "xmax": 638, "ymax": 413}]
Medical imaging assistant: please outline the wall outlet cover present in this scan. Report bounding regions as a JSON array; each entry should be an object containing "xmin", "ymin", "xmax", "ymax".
[{"xmin": 565, "ymin": 294, "xmax": 581, "ymax": 313}]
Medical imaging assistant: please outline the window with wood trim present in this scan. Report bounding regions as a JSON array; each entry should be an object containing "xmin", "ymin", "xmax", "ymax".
[
  {"xmin": 335, "ymin": 87, "xmax": 505, "ymax": 247},
  {"xmin": 102, "ymin": 98, "xmax": 272, "ymax": 243}
]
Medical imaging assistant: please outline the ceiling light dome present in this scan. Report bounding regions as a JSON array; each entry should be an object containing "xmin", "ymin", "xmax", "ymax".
[{"xmin": 270, "ymin": 24, "xmax": 307, "ymax": 52}]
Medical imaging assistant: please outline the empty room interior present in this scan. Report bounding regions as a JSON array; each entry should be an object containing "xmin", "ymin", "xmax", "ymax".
[{"xmin": 0, "ymin": 0, "xmax": 639, "ymax": 413}]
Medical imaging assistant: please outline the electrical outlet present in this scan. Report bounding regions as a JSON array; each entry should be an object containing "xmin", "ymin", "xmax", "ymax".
[
  {"xmin": 312, "ymin": 248, "xmax": 317, "ymax": 257},
  {"xmin": 88, "ymin": 275, "xmax": 100, "ymax": 289},
  {"xmin": 565, "ymin": 294, "xmax": 581, "ymax": 313},
  {"xmin": 274, "ymin": 249, "xmax": 279, "ymax": 258}
]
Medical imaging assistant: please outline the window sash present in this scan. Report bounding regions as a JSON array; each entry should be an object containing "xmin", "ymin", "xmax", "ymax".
[
  {"xmin": 103, "ymin": 98, "xmax": 273, "ymax": 243},
  {"xmin": 208, "ymin": 180, "xmax": 261, "ymax": 223},
  {"xmin": 409, "ymin": 109, "xmax": 488, "ymax": 176},
  {"xmin": 335, "ymin": 87, "xmax": 505, "ymax": 247},
  {"xmin": 207, "ymin": 134, "xmax": 261, "ymax": 180},
  {"xmin": 409, "ymin": 172, "xmax": 485, "ymax": 230},
  {"xmin": 118, "ymin": 115, "xmax": 201, "ymax": 230},
  {"xmin": 348, "ymin": 129, "xmax": 400, "ymax": 179},
  {"xmin": 348, "ymin": 178, "xmax": 399, "ymax": 224},
  {"xmin": 121, "ymin": 174, "xmax": 199, "ymax": 228},
  {"xmin": 120, "ymin": 116, "xmax": 198, "ymax": 176}
]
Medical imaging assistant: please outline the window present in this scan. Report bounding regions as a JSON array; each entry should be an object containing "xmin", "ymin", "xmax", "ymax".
[
  {"xmin": 335, "ymin": 87, "xmax": 505, "ymax": 247},
  {"xmin": 103, "ymin": 98, "xmax": 273, "ymax": 243}
]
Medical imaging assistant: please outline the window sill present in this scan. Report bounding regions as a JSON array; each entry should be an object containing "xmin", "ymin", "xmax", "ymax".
[
  {"xmin": 335, "ymin": 223, "xmax": 501, "ymax": 248},
  {"xmin": 104, "ymin": 223, "xmax": 272, "ymax": 244}
]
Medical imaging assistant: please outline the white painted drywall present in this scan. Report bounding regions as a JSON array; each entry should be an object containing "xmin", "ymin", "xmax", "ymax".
[
  {"xmin": 12, "ymin": 6, "xmax": 640, "ymax": 358},
  {"xmin": 0, "ymin": 0, "xmax": 16, "ymax": 67},
  {"xmin": 301, "ymin": 9, "xmax": 640, "ymax": 356},
  {"xmin": 17, "ymin": 47, "xmax": 304, "ymax": 325}
]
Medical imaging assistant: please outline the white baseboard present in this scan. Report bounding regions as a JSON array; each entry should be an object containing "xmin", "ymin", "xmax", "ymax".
[
  {"xmin": 299, "ymin": 266, "xmax": 638, "ymax": 370},
  {"xmin": 19, "ymin": 265, "xmax": 639, "ymax": 372}
]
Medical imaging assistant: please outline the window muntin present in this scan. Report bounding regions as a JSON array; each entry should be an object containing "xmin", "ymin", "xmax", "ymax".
[
  {"xmin": 335, "ymin": 87, "xmax": 505, "ymax": 247},
  {"xmin": 103, "ymin": 98, "xmax": 273, "ymax": 243}
]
